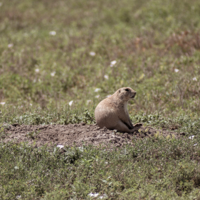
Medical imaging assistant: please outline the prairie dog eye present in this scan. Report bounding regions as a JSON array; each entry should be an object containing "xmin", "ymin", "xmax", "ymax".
[{"xmin": 125, "ymin": 88, "xmax": 130, "ymax": 92}]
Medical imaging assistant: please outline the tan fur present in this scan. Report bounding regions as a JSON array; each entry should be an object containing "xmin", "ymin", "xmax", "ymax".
[{"xmin": 95, "ymin": 87, "xmax": 141, "ymax": 133}]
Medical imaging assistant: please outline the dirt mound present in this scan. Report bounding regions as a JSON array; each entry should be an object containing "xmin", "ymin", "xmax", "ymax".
[{"xmin": 2, "ymin": 124, "xmax": 181, "ymax": 148}]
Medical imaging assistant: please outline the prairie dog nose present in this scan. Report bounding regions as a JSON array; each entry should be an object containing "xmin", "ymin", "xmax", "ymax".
[{"xmin": 132, "ymin": 91, "xmax": 136, "ymax": 98}]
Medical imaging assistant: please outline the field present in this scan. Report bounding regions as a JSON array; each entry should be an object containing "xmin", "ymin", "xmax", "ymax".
[{"xmin": 1, "ymin": 0, "xmax": 200, "ymax": 199}]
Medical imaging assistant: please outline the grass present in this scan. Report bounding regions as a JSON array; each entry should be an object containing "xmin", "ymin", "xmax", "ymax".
[
  {"xmin": 1, "ymin": 0, "xmax": 200, "ymax": 120},
  {"xmin": 1, "ymin": 137, "xmax": 200, "ymax": 199},
  {"xmin": 0, "ymin": 0, "xmax": 200, "ymax": 198}
]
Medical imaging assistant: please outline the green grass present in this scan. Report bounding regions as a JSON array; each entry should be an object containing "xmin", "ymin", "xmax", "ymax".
[
  {"xmin": 1, "ymin": 0, "xmax": 200, "ymax": 198},
  {"xmin": 1, "ymin": 137, "xmax": 200, "ymax": 199},
  {"xmin": 1, "ymin": 0, "xmax": 200, "ymax": 120}
]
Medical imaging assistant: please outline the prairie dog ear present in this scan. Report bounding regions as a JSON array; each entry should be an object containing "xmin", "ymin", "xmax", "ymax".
[{"xmin": 118, "ymin": 89, "xmax": 121, "ymax": 93}]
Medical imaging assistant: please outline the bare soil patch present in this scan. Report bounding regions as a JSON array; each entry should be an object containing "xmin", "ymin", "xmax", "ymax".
[{"xmin": 2, "ymin": 124, "xmax": 182, "ymax": 148}]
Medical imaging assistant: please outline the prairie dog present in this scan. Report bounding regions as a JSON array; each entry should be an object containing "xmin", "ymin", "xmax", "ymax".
[{"xmin": 95, "ymin": 87, "xmax": 141, "ymax": 133}]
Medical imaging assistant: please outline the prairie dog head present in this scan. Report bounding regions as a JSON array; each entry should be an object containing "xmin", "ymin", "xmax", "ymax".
[{"xmin": 115, "ymin": 87, "xmax": 136, "ymax": 102}]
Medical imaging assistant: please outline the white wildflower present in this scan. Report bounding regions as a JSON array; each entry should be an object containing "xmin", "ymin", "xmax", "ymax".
[
  {"xmin": 35, "ymin": 68, "xmax": 39, "ymax": 73},
  {"xmin": 174, "ymin": 68, "xmax": 179, "ymax": 73},
  {"xmin": 99, "ymin": 194, "xmax": 108, "ymax": 199},
  {"xmin": 89, "ymin": 51, "xmax": 96, "ymax": 56},
  {"xmin": 189, "ymin": 135, "xmax": 194, "ymax": 140},
  {"xmin": 95, "ymin": 95, "xmax": 100, "ymax": 98},
  {"xmin": 16, "ymin": 195, "xmax": 21, "ymax": 199},
  {"xmin": 30, "ymin": 103, "xmax": 32, "ymax": 106},
  {"xmin": 78, "ymin": 147, "xmax": 84, "ymax": 152},
  {"xmin": 8, "ymin": 43, "xmax": 13, "ymax": 48},
  {"xmin": 86, "ymin": 100, "xmax": 92, "ymax": 105},
  {"xmin": 104, "ymin": 75, "xmax": 109, "ymax": 80},
  {"xmin": 88, "ymin": 193, "xmax": 99, "ymax": 197},
  {"xmin": 69, "ymin": 100, "xmax": 73, "ymax": 106},
  {"xmin": 95, "ymin": 88, "xmax": 101, "ymax": 92},
  {"xmin": 0, "ymin": 102, "xmax": 5, "ymax": 105},
  {"xmin": 14, "ymin": 166, "xmax": 19, "ymax": 170},
  {"xmin": 49, "ymin": 31, "xmax": 56, "ymax": 36},
  {"xmin": 110, "ymin": 60, "xmax": 117, "ymax": 67},
  {"xmin": 193, "ymin": 77, "xmax": 197, "ymax": 81},
  {"xmin": 194, "ymin": 143, "xmax": 197, "ymax": 146},
  {"xmin": 0, "ymin": 2, "xmax": 3, "ymax": 7},
  {"xmin": 57, "ymin": 145, "xmax": 64, "ymax": 149},
  {"xmin": 51, "ymin": 71, "xmax": 56, "ymax": 77}
]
